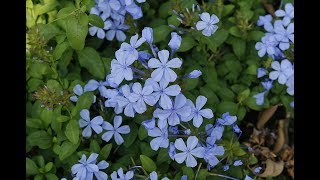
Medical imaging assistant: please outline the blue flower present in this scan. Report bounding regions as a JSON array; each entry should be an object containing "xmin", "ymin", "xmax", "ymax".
[
  {"xmin": 148, "ymin": 50, "xmax": 182, "ymax": 83},
  {"xmin": 145, "ymin": 78, "xmax": 181, "ymax": 109},
  {"xmin": 187, "ymin": 70, "xmax": 202, "ymax": 78},
  {"xmin": 71, "ymin": 153, "xmax": 109, "ymax": 180},
  {"xmin": 84, "ymin": 80, "xmax": 109, "ymax": 97},
  {"xmin": 110, "ymin": 50, "xmax": 136, "ymax": 85},
  {"xmin": 142, "ymin": 118, "xmax": 156, "ymax": 130},
  {"xmin": 119, "ymin": 34, "xmax": 146, "ymax": 59},
  {"xmin": 174, "ymin": 136, "xmax": 205, "ymax": 167},
  {"xmin": 233, "ymin": 160, "xmax": 243, "ymax": 166},
  {"xmin": 244, "ymin": 175, "xmax": 254, "ymax": 180},
  {"xmin": 89, "ymin": 20, "xmax": 113, "ymax": 39},
  {"xmin": 169, "ymin": 126, "xmax": 179, "ymax": 135},
  {"xmin": 217, "ymin": 112, "xmax": 237, "ymax": 126},
  {"xmin": 196, "ymin": 12, "xmax": 219, "ymax": 36},
  {"xmin": 96, "ymin": 0, "xmax": 121, "ymax": 20},
  {"xmin": 105, "ymin": 20, "xmax": 129, "ymax": 41},
  {"xmin": 168, "ymin": 142, "xmax": 176, "ymax": 160},
  {"xmin": 79, "ymin": 109, "xmax": 104, "ymax": 137},
  {"xmin": 122, "ymin": 1, "xmax": 143, "ymax": 19},
  {"xmin": 253, "ymin": 91, "xmax": 266, "ymax": 105},
  {"xmin": 70, "ymin": 84, "xmax": 97, "ymax": 103},
  {"xmin": 223, "ymin": 164, "xmax": 229, "ymax": 171},
  {"xmin": 257, "ymin": 14, "xmax": 273, "ymax": 28},
  {"xmin": 142, "ymin": 27, "xmax": 153, "ymax": 44},
  {"xmin": 185, "ymin": 96, "xmax": 214, "ymax": 127},
  {"xmin": 286, "ymin": 74, "xmax": 294, "ymax": 95},
  {"xmin": 261, "ymin": 79, "xmax": 273, "ymax": 91},
  {"xmin": 168, "ymin": 32, "xmax": 182, "ymax": 51},
  {"xmin": 153, "ymin": 93, "xmax": 191, "ymax": 126},
  {"xmin": 110, "ymin": 168, "xmax": 134, "ymax": 180},
  {"xmin": 233, "ymin": 125, "xmax": 242, "ymax": 134},
  {"xmin": 255, "ymin": 34, "xmax": 279, "ymax": 57},
  {"xmin": 257, "ymin": 68, "xmax": 267, "ymax": 78},
  {"xmin": 269, "ymin": 59, "xmax": 294, "ymax": 84},
  {"xmin": 205, "ymin": 124, "xmax": 224, "ymax": 140},
  {"xmin": 290, "ymin": 101, "xmax": 294, "ymax": 108},
  {"xmin": 274, "ymin": 21, "xmax": 294, "ymax": 50},
  {"xmin": 203, "ymin": 141, "xmax": 224, "ymax": 167},
  {"xmin": 102, "ymin": 116, "xmax": 130, "ymax": 145},
  {"xmin": 147, "ymin": 120, "xmax": 169, "ymax": 150},
  {"xmin": 254, "ymin": 166, "xmax": 262, "ymax": 174},
  {"xmin": 275, "ymin": 3, "xmax": 294, "ymax": 26},
  {"xmin": 184, "ymin": 129, "xmax": 191, "ymax": 135},
  {"xmin": 149, "ymin": 171, "xmax": 158, "ymax": 180},
  {"xmin": 181, "ymin": 175, "xmax": 187, "ymax": 180},
  {"xmin": 128, "ymin": 82, "xmax": 155, "ymax": 112}
]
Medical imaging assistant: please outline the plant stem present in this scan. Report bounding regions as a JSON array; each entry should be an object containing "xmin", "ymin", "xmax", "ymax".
[
  {"xmin": 194, "ymin": 162, "xmax": 202, "ymax": 180},
  {"xmin": 208, "ymin": 173, "xmax": 239, "ymax": 180}
]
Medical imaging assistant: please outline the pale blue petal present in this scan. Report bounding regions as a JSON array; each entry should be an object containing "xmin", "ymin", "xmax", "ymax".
[
  {"xmin": 186, "ymin": 136, "xmax": 198, "ymax": 150},
  {"xmin": 151, "ymin": 68, "xmax": 164, "ymax": 82},
  {"xmin": 117, "ymin": 125, "xmax": 130, "ymax": 134},
  {"xmin": 102, "ymin": 121, "xmax": 114, "ymax": 131},
  {"xmin": 113, "ymin": 116, "xmax": 122, "ymax": 129},
  {"xmin": 164, "ymin": 85, "xmax": 181, "ymax": 96},
  {"xmin": 192, "ymin": 114, "xmax": 203, "ymax": 128},
  {"xmin": 166, "ymin": 58, "xmax": 182, "ymax": 68},
  {"xmin": 84, "ymin": 80, "xmax": 99, "ymax": 91},
  {"xmin": 87, "ymin": 153, "xmax": 98, "ymax": 164},
  {"xmin": 79, "ymin": 119, "xmax": 89, "ymax": 128},
  {"xmin": 174, "ymin": 152, "xmax": 187, "ymax": 163},
  {"xmin": 199, "ymin": 109, "xmax": 213, "ymax": 119},
  {"xmin": 70, "ymin": 96, "xmax": 78, "ymax": 102},
  {"xmin": 82, "ymin": 125, "xmax": 92, "ymax": 137},
  {"xmin": 80, "ymin": 109, "xmax": 90, "ymax": 121},
  {"xmin": 168, "ymin": 112, "xmax": 180, "ymax": 126},
  {"xmin": 116, "ymin": 30, "xmax": 126, "ymax": 42},
  {"xmin": 150, "ymin": 137, "xmax": 162, "ymax": 150},
  {"xmin": 175, "ymin": 138, "xmax": 187, "ymax": 151},
  {"xmin": 185, "ymin": 154, "xmax": 197, "ymax": 167},
  {"xmin": 106, "ymin": 30, "xmax": 116, "ymax": 40},
  {"xmin": 73, "ymin": 84, "xmax": 83, "ymax": 96},
  {"xmin": 94, "ymin": 171, "xmax": 108, "ymax": 180},
  {"xmin": 97, "ymin": 160, "xmax": 109, "ymax": 169},
  {"xmin": 114, "ymin": 132, "xmax": 124, "ymax": 145},
  {"xmin": 148, "ymin": 58, "xmax": 162, "ymax": 68},
  {"xmin": 159, "ymin": 94, "xmax": 173, "ymax": 109},
  {"xmin": 158, "ymin": 50, "xmax": 169, "ymax": 64},
  {"xmin": 191, "ymin": 147, "xmax": 205, "ymax": 158},
  {"xmin": 102, "ymin": 131, "xmax": 114, "ymax": 142},
  {"xmin": 200, "ymin": 12, "xmax": 210, "ymax": 22}
]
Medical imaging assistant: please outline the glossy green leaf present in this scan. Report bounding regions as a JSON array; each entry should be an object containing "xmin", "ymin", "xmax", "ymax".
[{"xmin": 140, "ymin": 155, "xmax": 157, "ymax": 172}]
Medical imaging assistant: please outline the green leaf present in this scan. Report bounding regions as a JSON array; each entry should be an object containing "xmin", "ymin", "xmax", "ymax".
[
  {"xmin": 140, "ymin": 142, "xmax": 157, "ymax": 157},
  {"xmin": 216, "ymin": 101, "xmax": 238, "ymax": 115},
  {"xmin": 124, "ymin": 122, "xmax": 138, "ymax": 148},
  {"xmin": 158, "ymin": 1, "xmax": 172, "ymax": 18},
  {"xmin": 65, "ymin": 119, "xmax": 79, "ymax": 144},
  {"xmin": 140, "ymin": 155, "xmax": 157, "ymax": 172},
  {"xmin": 40, "ymin": 108, "xmax": 55, "ymax": 127},
  {"xmin": 138, "ymin": 125, "xmax": 148, "ymax": 140},
  {"xmin": 244, "ymin": 95, "xmax": 263, "ymax": 111},
  {"xmin": 246, "ymin": 64, "xmax": 258, "ymax": 75},
  {"xmin": 38, "ymin": 23, "xmax": 61, "ymax": 41},
  {"xmin": 56, "ymin": 6, "xmax": 76, "ymax": 30},
  {"xmin": 26, "ymin": 158, "xmax": 39, "ymax": 176},
  {"xmin": 237, "ymin": 89, "xmax": 250, "ymax": 103},
  {"xmin": 73, "ymin": 91, "xmax": 94, "ymax": 116},
  {"xmin": 216, "ymin": 87, "xmax": 235, "ymax": 101},
  {"xmin": 229, "ymin": 26, "xmax": 242, "ymax": 38},
  {"xmin": 99, "ymin": 144, "xmax": 113, "ymax": 160},
  {"xmin": 34, "ymin": 174, "xmax": 44, "ymax": 180},
  {"xmin": 222, "ymin": 4, "xmax": 235, "ymax": 17},
  {"xmin": 177, "ymin": 37, "xmax": 197, "ymax": 52},
  {"xmin": 34, "ymin": 0, "xmax": 59, "ymax": 15},
  {"xmin": 57, "ymin": 115, "xmax": 70, "ymax": 122},
  {"xmin": 197, "ymin": 169, "xmax": 209, "ymax": 179},
  {"xmin": 77, "ymin": 47, "xmax": 105, "ymax": 79},
  {"xmin": 26, "ymin": 118, "xmax": 43, "ymax": 129},
  {"xmin": 232, "ymin": 146, "xmax": 247, "ymax": 156},
  {"xmin": 153, "ymin": 25, "xmax": 171, "ymax": 43},
  {"xmin": 89, "ymin": 14, "xmax": 104, "ymax": 28},
  {"xmin": 45, "ymin": 173, "xmax": 58, "ymax": 180},
  {"xmin": 232, "ymin": 38, "xmax": 246, "ymax": 58},
  {"xmin": 59, "ymin": 140, "xmax": 79, "ymax": 160},
  {"xmin": 167, "ymin": 15, "xmax": 181, "ymax": 27},
  {"xmin": 90, "ymin": 140, "xmax": 101, "ymax": 153},
  {"xmin": 66, "ymin": 13, "xmax": 89, "ymax": 50},
  {"xmin": 247, "ymin": 31, "xmax": 264, "ymax": 41},
  {"xmin": 53, "ymin": 41, "xmax": 70, "ymax": 60},
  {"xmin": 237, "ymin": 106, "xmax": 247, "ymax": 121},
  {"xmin": 182, "ymin": 167, "xmax": 194, "ymax": 179},
  {"xmin": 27, "ymin": 130, "xmax": 52, "ymax": 149},
  {"xmin": 203, "ymin": 29, "xmax": 229, "ymax": 52},
  {"xmin": 44, "ymin": 162, "xmax": 53, "ymax": 172},
  {"xmin": 156, "ymin": 148, "xmax": 171, "ymax": 165}
]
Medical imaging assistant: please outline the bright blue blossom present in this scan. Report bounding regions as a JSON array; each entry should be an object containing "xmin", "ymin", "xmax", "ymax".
[
  {"xmin": 185, "ymin": 96, "xmax": 214, "ymax": 127},
  {"xmin": 119, "ymin": 34, "xmax": 146, "ymax": 59},
  {"xmin": 184, "ymin": 129, "xmax": 191, "ymax": 135},
  {"xmin": 244, "ymin": 175, "xmax": 254, "ymax": 180},
  {"xmin": 203, "ymin": 139, "xmax": 224, "ymax": 167},
  {"xmin": 168, "ymin": 32, "xmax": 182, "ymax": 51},
  {"xmin": 205, "ymin": 124, "xmax": 224, "ymax": 140},
  {"xmin": 254, "ymin": 166, "xmax": 262, "ymax": 174},
  {"xmin": 262, "ymin": 79, "xmax": 273, "ymax": 91},
  {"xmin": 196, "ymin": 12, "xmax": 219, "ymax": 36},
  {"xmin": 257, "ymin": 68, "xmax": 267, "ymax": 78},
  {"xmin": 181, "ymin": 175, "xmax": 187, "ymax": 180},
  {"xmin": 174, "ymin": 136, "xmax": 205, "ymax": 167},
  {"xmin": 290, "ymin": 101, "xmax": 294, "ymax": 108},
  {"xmin": 275, "ymin": 3, "xmax": 294, "ymax": 26},
  {"xmin": 105, "ymin": 20, "xmax": 129, "ymax": 41},
  {"xmin": 223, "ymin": 164, "xmax": 229, "ymax": 171},
  {"xmin": 169, "ymin": 126, "xmax": 179, "ymax": 135},
  {"xmin": 102, "ymin": 115, "xmax": 130, "ymax": 145},
  {"xmin": 269, "ymin": 59, "xmax": 294, "ymax": 84},
  {"xmin": 149, "ymin": 171, "xmax": 158, "ymax": 180},
  {"xmin": 89, "ymin": 20, "xmax": 113, "ymax": 39},
  {"xmin": 286, "ymin": 74, "xmax": 294, "ymax": 95},
  {"xmin": 257, "ymin": 14, "xmax": 273, "ymax": 28},
  {"xmin": 148, "ymin": 50, "xmax": 182, "ymax": 83},
  {"xmin": 145, "ymin": 78, "xmax": 181, "ymax": 109},
  {"xmin": 168, "ymin": 142, "xmax": 176, "ymax": 160},
  {"xmin": 71, "ymin": 153, "xmax": 109, "ymax": 180},
  {"xmin": 253, "ymin": 91, "xmax": 266, "ymax": 105},
  {"xmin": 79, "ymin": 109, "xmax": 104, "ymax": 137},
  {"xmin": 274, "ymin": 21, "xmax": 294, "ymax": 50},
  {"xmin": 153, "ymin": 93, "xmax": 191, "ymax": 126},
  {"xmin": 187, "ymin": 70, "xmax": 202, "ymax": 78},
  {"xmin": 147, "ymin": 121, "xmax": 169, "ymax": 150},
  {"xmin": 128, "ymin": 82, "xmax": 155, "ymax": 112},
  {"xmin": 110, "ymin": 50, "xmax": 136, "ymax": 85},
  {"xmin": 70, "ymin": 84, "xmax": 96, "ymax": 103},
  {"xmin": 84, "ymin": 80, "xmax": 109, "ymax": 97},
  {"xmin": 142, "ymin": 118, "xmax": 156, "ymax": 130},
  {"xmin": 217, "ymin": 112, "xmax": 237, "ymax": 126},
  {"xmin": 110, "ymin": 168, "xmax": 134, "ymax": 180},
  {"xmin": 233, "ymin": 124, "xmax": 242, "ymax": 134},
  {"xmin": 142, "ymin": 27, "xmax": 153, "ymax": 44},
  {"xmin": 255, "ymin": 34, "xmax": 279, "ymax": 57},
  {"xmin": 233, "ymin": 160, "xmax": 243, "ymax": 166}
]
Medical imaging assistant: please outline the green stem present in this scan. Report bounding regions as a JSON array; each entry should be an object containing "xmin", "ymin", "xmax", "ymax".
[
  {"xmin": 208, "ymin": 173, "xmax": 239, "ymax": 180},
  {"xmin": 194, "ymin": 162, "xmax": 202, "ymax": 180}
]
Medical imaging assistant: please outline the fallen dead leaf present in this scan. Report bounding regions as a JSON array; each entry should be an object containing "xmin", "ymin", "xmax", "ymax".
[
  {"xmin": 257, "ymin": 105, "xmax": 279, "ymax": 129},
  {"xmin": 259, "ymin": 159, "xmax": 284, "ymax": 177},
  {"xmin": 273, "ymin": 120, "xmax": 286, "ymax": 153}
]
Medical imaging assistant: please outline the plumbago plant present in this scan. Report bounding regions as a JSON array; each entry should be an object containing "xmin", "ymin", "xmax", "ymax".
[{"xmin": 26, "ymin": 0, "xmax": 294, "ymax": 180}]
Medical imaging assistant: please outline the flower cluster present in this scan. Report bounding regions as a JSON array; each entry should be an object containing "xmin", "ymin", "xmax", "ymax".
[
  {"xmin": 89, "ymin": 0, "xmax": 146, "ymax": 41},
  {"xmin": 254, "ymin": 3, "xmax": 294, "ymax": 105}
]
